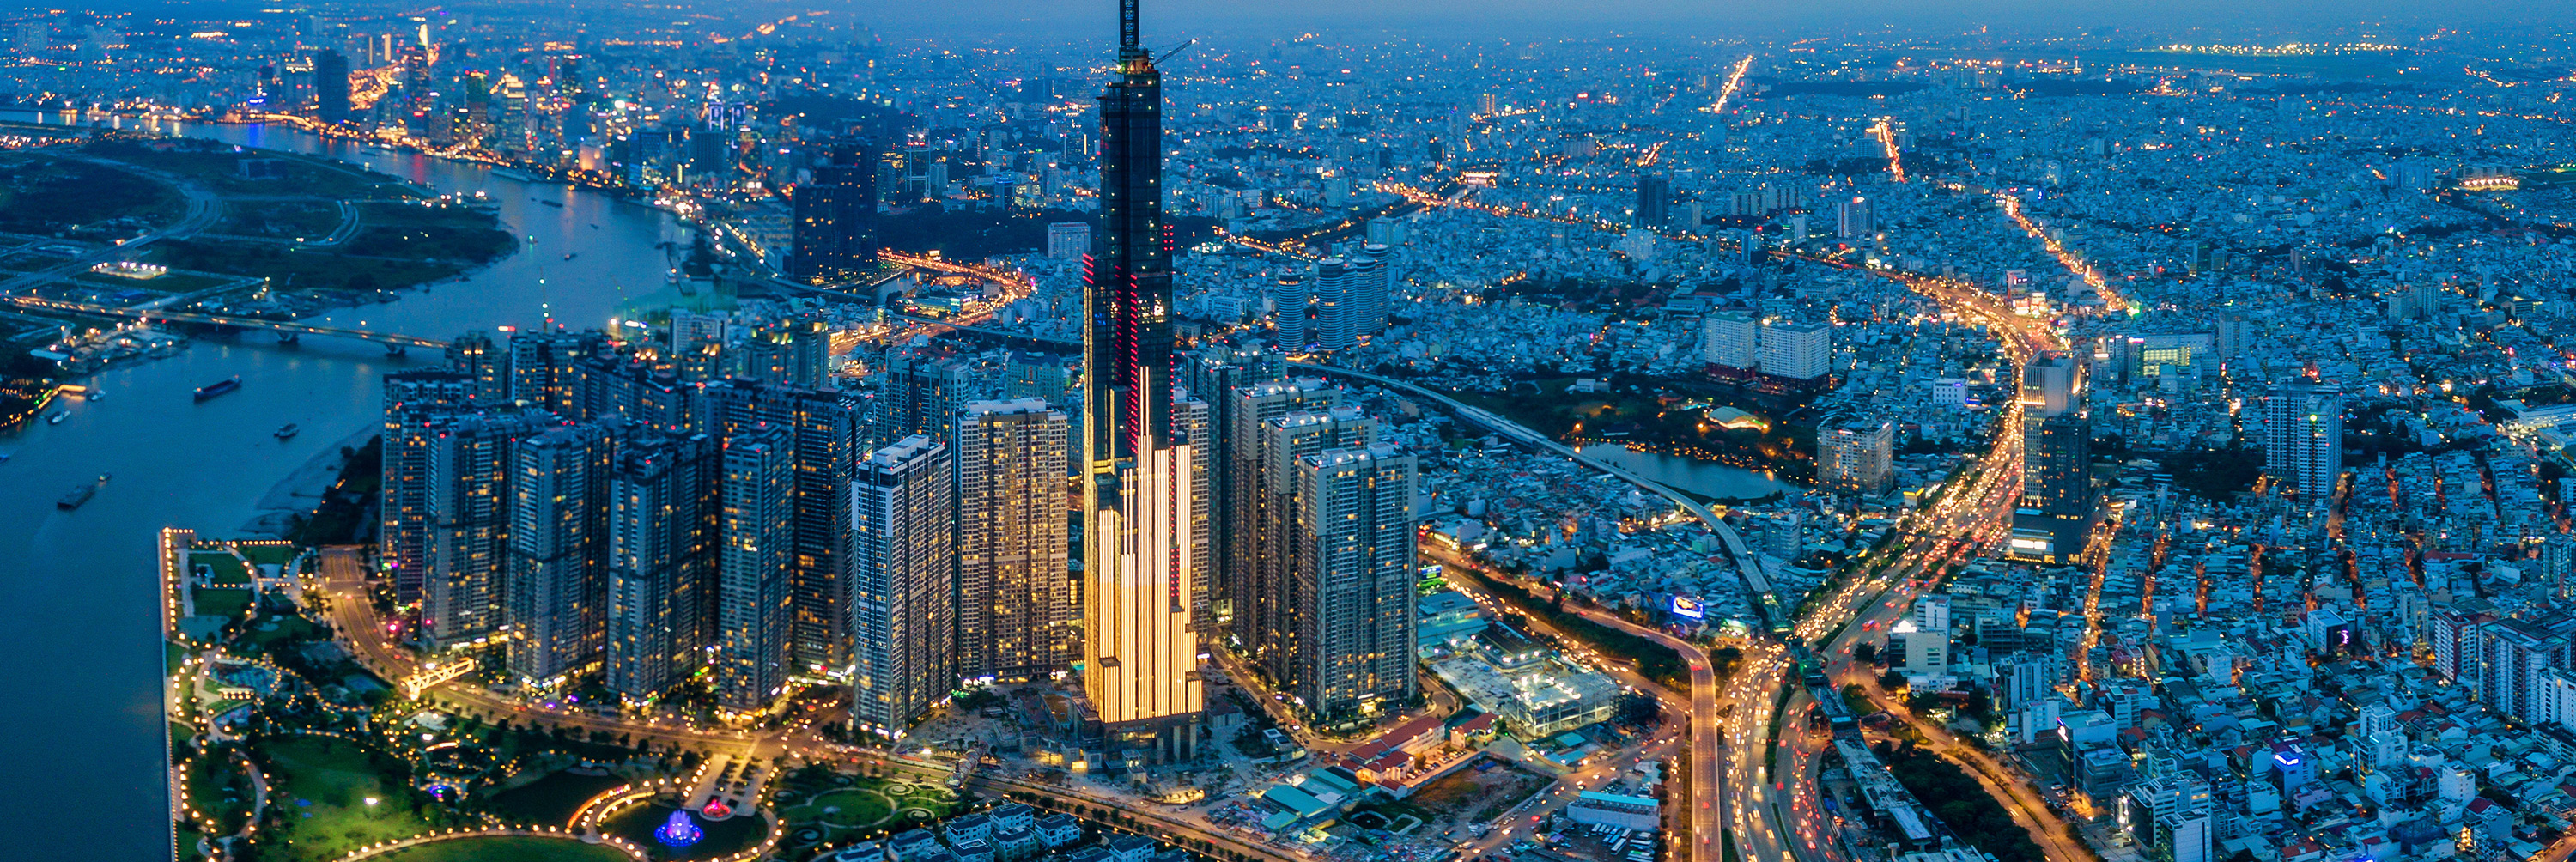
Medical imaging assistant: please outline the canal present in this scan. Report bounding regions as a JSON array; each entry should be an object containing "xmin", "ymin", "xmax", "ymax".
[
  {"xmin": 1576, "ymin": 442, "xmax": 1799, "ymax": 502},
  {"xmin": 0, "ymin": 112, "xmax": 690, "ymax": 859}
]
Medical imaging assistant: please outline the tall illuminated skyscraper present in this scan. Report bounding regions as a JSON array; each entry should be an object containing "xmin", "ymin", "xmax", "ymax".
[{"xmin": 1081, "ymin": 0, "xmax": 1204, "ymax": 759}]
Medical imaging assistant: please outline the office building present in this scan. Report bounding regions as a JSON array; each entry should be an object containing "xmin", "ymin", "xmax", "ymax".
[
  {"xmin": 1818, "ymin": 420, "xmax": 1893, "ymax": 495},
  {"xmin": 506, "ymin": 422, "xmax": 614, "ymax": 686},
  {"xmin": 848, "ymin": 435, "xmax": 956, "ymax": 738},
  {"xmin": 1836, "ymin": 196, "xmax": 1873, "ymax": 238},
  {"xmin": 714, "ymin": 426, "xmax": 793, "ymax": 712},
  {"xmin": 2261, "ymin": 382, "xmax": 2343, "ymax": 503},
  {"xmin": 604, "ymin": 433, "xmax": 719, "ymax": 701},
  {"xmin": 313, "ymin": 49, "xmax": 350, "ymax": 124},
  {"xmin": 1272, "ymin": 272, "xmax": 1311, "ymax": 350},
  {"xmin": 956, "ymin": 400, "xmax": 1073, "ymax": 680},
  {"xmin": 1047, "ymin": 222, "xmax": 1091, "ymax": 260},
  {"xmin": 1633, "ymin": 175, "xmax": 1670, "ymax": 228},
  {"xmin": 1287, "ymin": 443, "xmax": 1419, "ymax": 719},
  {"xmin": 1080, "ymin": 0, "xmax": 1206, "ymax": 758},
  {"xmin": 793, "ymin": 137, "xmax": 879, "ymax": 283}
]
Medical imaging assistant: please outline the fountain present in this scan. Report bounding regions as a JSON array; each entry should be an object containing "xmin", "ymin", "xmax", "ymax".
[{"xmin": 655, "ymin": 809, "xmax": 704, "ymax": 848}]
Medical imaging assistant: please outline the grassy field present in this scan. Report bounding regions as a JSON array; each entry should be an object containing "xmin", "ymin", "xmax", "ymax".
[
  {"xmin": 148, "ymin": 239, "xmax": 464, "ymax": 294},
  {"xmin": 486, "ymin": 769, "xmax": 628, "ymax": 826},
  {"xmin": 191, "ymin": 552, "xmax": 250, "ymax": 586},
  {"xmin": 184, "ymin": 750, "xmax": 255, "ymax": 835},
  {"xmin": 0, "ymin": 152, "xmax": 185, "ymax": 234},
  {"xmin": 82, "ymin": 139, "xmax": 406, "ymax": 198},
  {"xmin": 219, "ymin": 199, "xmax": 345, "ymax": 239},
  {"xmin": 769, "ymin": 773, "xmax": 961, "ymax": 858},
  {"xmin": 258, "ymin": 735, "xmax": 434, "ymax": 862},
  {"xmin": 194, "ymin": 587, "xmax": 252, "ymax": 621},
  {"xmin": 375, "ymin": 836, "xmax": 632, "ymax": 862}
]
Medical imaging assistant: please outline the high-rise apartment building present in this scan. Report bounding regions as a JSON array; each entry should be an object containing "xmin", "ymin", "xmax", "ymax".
[
  {"xmin": 1836, "ymin": 196, "xmax": 1874, "ymax": 238},
  {"xmin": 792, "ymin": 137, "xmax": 879, "ymax": 283},
  {"xmin": 1702, "ymin": 311, "xmax": 1758, "ymax": 373},
  {"xmin": 1287, "ymin": 442, "xmax": 1418, "ymax": 719},
  {"xmin": 698, "ymin": 380, "xmax": 861, "ymax": 675},
  {"xmin": 956, "ymin": 400, "xmax": 1074, "ymax": 680},
  {"xmin": 1818, "ymin": 419, "xmax": 1893, "ymax": 495},
  {"xmin": 714, "ymin": 426, "xmax": 793, "ymax": 712},
  {"xmin": 872, "ymin": 353, "xmax": 970, "ymax": 446},
  {"xmin": 506, "ymin": 422, "xmax": 614, "ymax": 686},
  {"xmin": 1223, "ymin": 379, "xmax": 1342, "ymax": 639},
  {"xmin": 381, "ymin": 368, "xmax": 479, "ymax": 604},
  {"xmin": 1080, "ymin": 0, "xmax": 1205, "ymax": 758},
  {"xmin": 604, "ymin": 433, "xmax": 719, "ymax": 701},
  {"xmin": 1248, "ymin": 407, "xmax": 1376, "ymax": 690},
  {"xmin": 422, "ymin": 410, "xmax": 554, "ymax": 646},
  {"xmin": 1758, "ymin": 320, "xmax": 1832, "ymax": 382},
  {"xmin": 2261, "ymin": 382, "xmax": 2343, "ymax": 504},
  {"xmin": 507, "ymin": 330, "xmax": 606, "ymax": 415},
  {"xmin": 848, "ymin": 435, "xmax": 956, "ymax": 738}
]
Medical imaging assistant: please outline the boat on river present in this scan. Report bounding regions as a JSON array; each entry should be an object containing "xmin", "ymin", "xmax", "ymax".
[
  {"xmin": 45, "ymin": 410, "xmax": 65, "ymax": 424},
  {"xmin": 194, "ymin": 377, "xmax": 242, "ymax": 400},
  {"xmin": 57, "ymin": 473, "xmax": 108, "ymax": 509},
  {"xmin": 274, "ymin": 423, "xmax": 299, "ymax": 440}
]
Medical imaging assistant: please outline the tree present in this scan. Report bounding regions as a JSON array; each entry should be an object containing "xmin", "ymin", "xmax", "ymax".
[
  {"xmin": 1852, "ymin": 642, "xmax": 1878, "ymax": 664},
  {"xmin": 1878, "ymin": 670, "xmax": 1908, "ymax": 691}
]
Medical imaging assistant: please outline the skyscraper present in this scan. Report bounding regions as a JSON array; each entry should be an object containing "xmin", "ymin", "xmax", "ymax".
[
  {"xmin": 1249, "ymin": 407, "xmax": 1376, "ymax": 690},
  {"xmin": 605, "ymin": 433, "xmax": 719, "ymax": 701},
  {"xmin": 1082, "ymin": 0, "xmax": 1205, "ymax": 758},
  {"xmin": 447, "ymin": 330, "xmax": 507, "ymax": 404},
  {"xmin": 1633, "ymin": 174, "xmax": 1670, "ymax": 228},
  {"xmin": 698, "ymin": 380, "xmax": 861, "ymax": 675},
  {"xmin": 422, "ymin": 410, "xmax": 555, "ymax": 646},
  {"xmin": 872, "ymin": 353, "xmax": 970, "ymax": 447},
  {"xmin": 848, "ymin": 434, "xmax": 956, "ymax": 738},
  {"xmin": 1223, "ymin": 379, "xmax": 1340, "ymax": 638},
  {"xmin": 507, "ymin": 330, "xmax": 605, "ymax": 415},
  {"xmin": 793, "ymin": 137, "xmax": 879, "ymax": 284},
  {"xmin": 1817, "ymin": 419, "xmax": 1893, "ymax": 495},
  {"xmin": 1271, "ymin": 272, "xmax": 1311, "ymax": 351},
  {"xmin": 956, "ymin": 400, "xmax": 1074, "ymax": 680},
  {"xmin": 381, "ymin": 367, "xmax": 479, "ymax": 604},
  {"xmin": 2262, "ymin": 382, "xmax": 2343, "ymax": 504},
  {"xmin": 313, "ymin": 49, "xmax": 351, "ymax": 124},
  {"xmin": 1288, "ymin": 442, "xmax": 1418, "ymax": 719},
  {"xmin": 1701, "ymin": 311, "xmax": 1758, "ymax": 373},
  {"xmin": 506, "ymin": 422, "xmax": 614, "ymax": 686},
  {"xmin": 714, "ymin": 426, "xmax": 793, "ymax": 712}
]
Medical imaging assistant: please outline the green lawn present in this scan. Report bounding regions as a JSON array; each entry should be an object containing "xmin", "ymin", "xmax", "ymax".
[
  {"xmin": 259, "ymin": 735, "xmax": 434, "ymax": 862},
  {"xmin": 0, "ymin": 152, "xmax": 185, "ymax": 233},
  {"xmin": 241, "ymin": 611, "xmax": 324, "ymax": 650},
  {"xmin": 486, "ymin": 769, "xmax": 629, "ymax": 826},
  {"xmin": 374, "ymin": 836, "xmax": 632, "ymax": 862},
  {"xmin": 240, "ymin": 543, "xmax": 300, "ymax": 567},
  {"xmin": 184, "ymin": 750, "xmax": 255, "ymax": 835},
  {"xmin": 219, "ymin": 199, "xmax": 345, "ymax": 239},
  {"xmin": 192, "ymin": 553, "xmax": 251, "ymax": 586},
  {"xmin": 195, "ymin": 588, "xmax": 253, "ymax": 621},
  {"xmin": 769, "ymin": 774, "xmax": 959, "ymax": 857}
]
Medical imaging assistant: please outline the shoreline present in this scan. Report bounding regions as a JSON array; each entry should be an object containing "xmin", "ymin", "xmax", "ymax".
[{"xmin": 236, "ymin": 425, "xmax": 376, "ymax": 537}]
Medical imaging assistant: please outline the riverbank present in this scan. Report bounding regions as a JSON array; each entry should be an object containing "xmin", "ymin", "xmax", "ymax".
[{"xmin": 237, "ymin": 425, "xmax": 376, "ymax": 537}]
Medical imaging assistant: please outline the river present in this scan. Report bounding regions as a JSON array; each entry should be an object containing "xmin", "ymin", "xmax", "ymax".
[
  {"xmin": 0, "ymin": 112, "xmax": 690, "ymax": 859},
  {"xmin": 1576, "ymin": 442, "xmax": 1798, "ymax": 501}
]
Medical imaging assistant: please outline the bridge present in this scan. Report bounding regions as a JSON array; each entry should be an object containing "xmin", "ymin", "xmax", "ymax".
[{"xmin": 6, "ymin": 295, "xmax": 451, "ymax": 350}]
